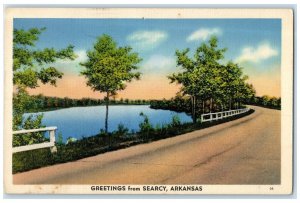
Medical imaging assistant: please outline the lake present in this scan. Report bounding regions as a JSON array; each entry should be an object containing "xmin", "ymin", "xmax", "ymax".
[{"xmin": 24, "ymin": 105, "xmax": 192, "ymax": 142}]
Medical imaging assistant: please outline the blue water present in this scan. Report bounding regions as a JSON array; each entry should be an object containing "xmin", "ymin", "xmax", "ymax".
[{"xmin": 24, "ymin": 105, "xmax": 192, "ymax": 142}]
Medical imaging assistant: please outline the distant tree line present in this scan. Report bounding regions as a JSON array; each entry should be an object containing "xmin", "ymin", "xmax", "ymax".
[
  {"xmin": 247, "ymin": 95, "xmax": 281, "ymax": 110},
  {"xmin": 16, "ymin": 94, "xmax": 152, "ymax": 113},
  {"xmin": 150, "ymin": 96, "xmax": 191, "ymax": 113}
]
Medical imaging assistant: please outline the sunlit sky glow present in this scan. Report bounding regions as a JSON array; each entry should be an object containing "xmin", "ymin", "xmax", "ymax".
[{"xmin": 14, "ymin": 18, "xmax": 281, "ymax": 99}]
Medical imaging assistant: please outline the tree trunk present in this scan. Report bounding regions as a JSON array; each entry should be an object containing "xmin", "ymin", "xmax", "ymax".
[
  {"xmin": 202, "ymin": 100, "xmax": 205, "ymax": 114},
  {"xmin": 194, "ymin": 96, "xmax": 197, "ymax": 123},
  {"xmin": 210, "ymin": 98, "xmax": 213, "ymax": 112},
  {"xmin": 105, "ymin": 92, "xmax": 109, "ymax": 133},
  {"xmin": 191, "ymin": 96, "xmax": 196, "ymax": 123}
]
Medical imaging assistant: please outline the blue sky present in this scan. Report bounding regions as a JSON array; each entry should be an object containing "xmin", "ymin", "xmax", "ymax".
[{"xmin": 14, "ymin": 18, "xmax": 282, "ymax": 98}]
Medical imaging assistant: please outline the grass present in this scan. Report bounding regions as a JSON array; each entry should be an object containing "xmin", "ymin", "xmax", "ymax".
[{"xmin": 13, "ymin": 109, "xmax": 254, "ymax": 174}]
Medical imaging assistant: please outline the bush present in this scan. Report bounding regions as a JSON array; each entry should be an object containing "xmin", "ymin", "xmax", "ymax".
[
  {"xmin": 66, "ymin": 137, "xmax": 77, "ymax": 144},
  {"xmin": 13, "ymin": 114, "xmax": 47, "ymax": 147},
  {"xmin": 171, "ymin": 115, "xmax": 181, "ymax": 127},
  {"xmin": 57, "ymin": 132, "xmax": 64, "ymax": 145},
  {"xmin": 138, "ymin": 112, "xmax": 153, "ymax": 139},
  {"xmin": 115, "ymin": 123, "xmax": 129, "ymax": 137}
]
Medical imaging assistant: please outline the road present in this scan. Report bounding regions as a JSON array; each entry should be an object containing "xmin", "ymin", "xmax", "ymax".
[{"xmin": 14, "ymin": 105, "xmax": 280, "ymax": 185}]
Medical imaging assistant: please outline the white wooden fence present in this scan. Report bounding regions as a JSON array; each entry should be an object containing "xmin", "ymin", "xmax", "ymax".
[
  {"xmin": 13, "ymin": 126, "xmax": 57, "ymax": 153},
  {"xmin": 201, "ymin": 108, "xmax": 250, "ymax": 123}
]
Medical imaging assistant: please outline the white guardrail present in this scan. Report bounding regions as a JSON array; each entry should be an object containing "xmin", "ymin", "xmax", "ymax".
[
  {"xmin": 201, "ymin": 108, "xmax": 250, "ymax": 123},
  {"xmin": 12, "ymin": 126, "xmax": 57, "ymax": 153}
]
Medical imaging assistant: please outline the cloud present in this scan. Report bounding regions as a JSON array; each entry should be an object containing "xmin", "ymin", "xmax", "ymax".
[
  {"xmin": 235, "ymin": 42, "xmax": 278, "ymax": 63},
  {"xmin": 75, "ymin": 50, "xmax": 88, "ymax": 62},
  {"xmin": 127, "ymin": 30, "xmax": 168, "ymax": 50},
  {"xmin": 50, "ymin": 50, "xmax": 88, "ymax": 74},
  {"xmin": 57, "ymin": 50, "xmax": 88, "ymax": 64},
  {"xmin": 187, "ymin": 28, "xmax": 221, "ymax": 42},
  {"xmin": 141, "ymin": 55, "xmax": 177, "ymax": 75}
]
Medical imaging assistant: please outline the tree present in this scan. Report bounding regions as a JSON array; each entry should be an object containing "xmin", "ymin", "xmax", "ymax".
[
  {"xmin": 13, "ymin": 27, "xmax": 76, "ymax": 146},
  {"xmin": 80, "ymin": 34, "xmax": 142, "ymax": 133},
  {"xmin": 238, "ymin": 82, "xmax": 256, "ymax": 108},
  {"xmin": 196, "ymin": 37, "xmax": 227, "ymax": 112},
  {"xmin": 219, "ymin": 62, "xmax": 246, "ymax": 109},
  {"xmin": 168, "ymin": 48, "xmax": 199, "ymax": 123},
  {"xmin": 169, "ymin": 36, "xmax": 226, "ymax": 122}
]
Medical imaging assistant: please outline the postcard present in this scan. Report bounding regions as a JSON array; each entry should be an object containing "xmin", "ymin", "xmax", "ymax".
[{"xmin": 4, "ymin": 8, "xmax": 293, "ymax": 194}]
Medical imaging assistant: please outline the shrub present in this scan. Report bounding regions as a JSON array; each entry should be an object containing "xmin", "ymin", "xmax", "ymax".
[
  {"xmin": 139, "ymin": 112, "xmax": 153, "ymax": 133},
  {"xmin": 66, "ymin": 137, "xmax": 77, "ymax": 144},
  {"xmin": 171, "ymin": 115, "xmax": 181, "ymax": 127},
  {"xmin": 57, "ymin": 132, "xmax": 64, "ymax": 145},
  {"xmin": 154, "ymin": 123, "xmax": 161, "ymax": 131},
  {"xmin": 139, "ymin": 112, "xmax": 153, "ymax": 140},
  {"xmin": 115, "ymin": 123, "xmax": 129, "ymax": 137}
]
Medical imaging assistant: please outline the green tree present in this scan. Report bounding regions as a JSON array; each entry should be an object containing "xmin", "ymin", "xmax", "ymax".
[
  {"xmin": 168, "ymin": 48, "xmax": 199, "ymax": 122},
  {"xmin": 80, "ymin": 34, "xmax": 142, "ymax": 133},
  {"xmin": 169, "ymin": 36, "xmax": 226, "ymax": 122},
  {"xmin": 238, "ymin": 82, "xmax": 256, "ymax": 108},
  {"xmin": 13, "ymin": 27, "xmax": 76, "ymax": 145},
  {"xmin": 194, "ymin": 36, "xmax": 227, "ymax": 113},
  {"xmin": 219, "ymin": 62, "xmax": 248, "ymax": 109}
]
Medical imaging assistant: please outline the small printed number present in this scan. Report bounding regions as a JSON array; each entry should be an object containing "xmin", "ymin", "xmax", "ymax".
[{"xmin": 269, "ymin": 187, "xmax": 274, "ymax": 190}]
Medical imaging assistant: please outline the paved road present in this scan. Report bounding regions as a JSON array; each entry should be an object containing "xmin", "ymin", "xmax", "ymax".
[{"xmin": 14, "ymin": 105, "xmax": 280, "ymax": 185}]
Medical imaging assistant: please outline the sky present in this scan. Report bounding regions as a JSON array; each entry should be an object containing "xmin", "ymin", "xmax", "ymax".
[{"xmin": 14, "ymin": 18, "xmax": 281, "ymax": 99}]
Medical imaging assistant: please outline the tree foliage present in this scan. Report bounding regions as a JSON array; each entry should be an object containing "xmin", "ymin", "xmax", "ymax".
[
  {"xmin": 13, "ymin": 27, "xmax": 76, "ymax": 88},
  {"xmin": 80, "ymin": 34, "xmax": 141, "ymax": 95}
]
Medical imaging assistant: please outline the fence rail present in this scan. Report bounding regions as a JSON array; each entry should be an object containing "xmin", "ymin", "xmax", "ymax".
[
  {"xmin": 201, "ymin": 108, "xmax": 250, "ymax": 123},
  {"xmin": 13, "ymin": 126, "xmax": 57, "ymax": 153}
]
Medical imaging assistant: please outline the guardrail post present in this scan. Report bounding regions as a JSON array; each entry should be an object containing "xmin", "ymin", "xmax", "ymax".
[{"xmin": 49, "ymin": 129, "xmax": 57, "ymax": 153}]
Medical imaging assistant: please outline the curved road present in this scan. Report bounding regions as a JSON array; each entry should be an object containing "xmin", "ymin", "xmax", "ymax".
[{"xmin": 14, "ymin": 105, "xmax": 280, "ymax": 185}]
